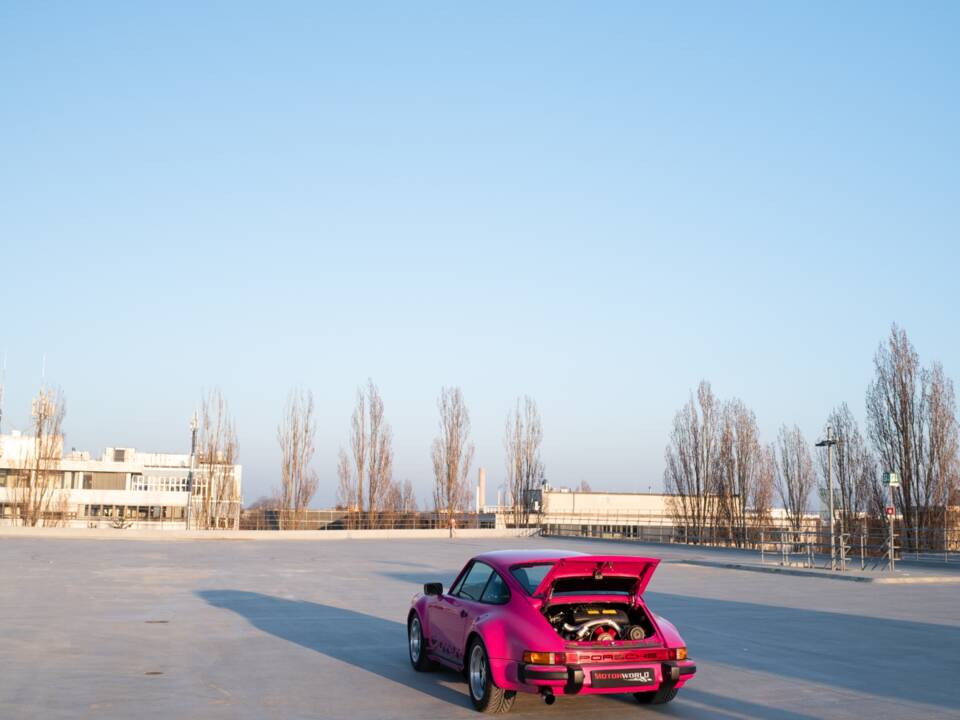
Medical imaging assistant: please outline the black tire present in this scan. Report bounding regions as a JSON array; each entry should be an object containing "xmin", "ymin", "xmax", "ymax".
[
  {"xmin": 634, "ymin": 684, "xmax": 679, "ymax": 705},
  {"xmin": 408, "ymin": 613, "xmax": 436, "ymax": 671},
  {"xmin": 466, "ymin": 638, "xmax": 515, "ymax": 714}
]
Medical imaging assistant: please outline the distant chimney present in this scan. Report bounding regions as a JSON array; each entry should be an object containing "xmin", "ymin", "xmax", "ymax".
[{"xmin": 477, "ymin": 467, "xmax": 487, "ymax": 513}]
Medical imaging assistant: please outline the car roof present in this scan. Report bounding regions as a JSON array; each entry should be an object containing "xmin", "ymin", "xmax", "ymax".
[{"xmin": 472, "ymin": 549, "xmax": 587, "ymax": 571}]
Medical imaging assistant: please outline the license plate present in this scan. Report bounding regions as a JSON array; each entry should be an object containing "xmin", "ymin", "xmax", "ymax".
[{"xmin": 590, "ymin": 668, "xmax": 657, "ymax": 688}]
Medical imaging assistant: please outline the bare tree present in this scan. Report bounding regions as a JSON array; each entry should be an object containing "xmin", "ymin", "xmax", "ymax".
[
  {"xmin": 664, "ymin": 381, "xmax": 722, "ymax": 543},
  {"xmin": 752, "ymin": 444, "xmax": 776, "ymax": 529},
  {"xmin": 504, "ymin": 396, "xmax": 544, "ymax": 528},
  {"xmin": 350, "ymin": 388, "xmax": 366, "ymax": 516},
  {"xmin": 276, "ymin": 387, "xmax": 318, "ymax": 529},
  {"xmin": 866, "ymin": 325, "xmax": 924, "ymax": 547},
  {"xmin": 775, "ymin": 425, "xmax": 815, "ymax": 533},
  {"xmin": 386, "ymin": 478, "xmax": 417, "ymax": 512},
  {"xmin": 10, "ymin": 387, "xmax": 66, "ymax": 526},
  {"xmin": 341, "ymin": 381, "xmax": 393, "ymax": 527},
  {"xmin": 716, "ymin": 399, "xmax": 764, "ymax": 546},
  {"xmin": 194, "ymin": 389, "xmax": 240, "ymax": 529},
  {"xmin": 577, "ymin": 480, "xmax": 593, "ymax": 492},
  {"xmin": 925, "ymin": 362, "xmax": 959, "ymax": 533},
  {"xmin": 336, "ymin": 447, "xmax": 355, "ymax": 509},
  {"xmin": 866, "ymin": 324, "xmax": 958, "ymax": 550},
  {"xmin": 432, "ymin": 386, "xmax": 474, "ymax": 534},
  {"xmin": 366, "ymin": 381, "xmax": 394, "ymax": 525},
  {"xmin": 335, "ymin": 447, "xmax": 356, "ymax": 528},
  {"xmin": 382, "ymin": 478, "xmax": 417, "ymax": 528}
]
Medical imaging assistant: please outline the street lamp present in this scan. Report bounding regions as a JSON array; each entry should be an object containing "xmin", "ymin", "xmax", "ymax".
[{"xmin": 816, "ymin": 425, "xmax": 840, "ymax": 571}]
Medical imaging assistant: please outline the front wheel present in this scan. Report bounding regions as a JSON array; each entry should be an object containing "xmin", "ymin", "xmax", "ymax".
[
  {"xmin": 634, "ymin": 684, "xmax": 678, "ymax": 705},
  {"xmin": 408, "ymin": 614, "xmax": 436, "ymax": 671},
  {"xmin": 467, "ymin": 638, "xmax": 515, "ymax": 714}
]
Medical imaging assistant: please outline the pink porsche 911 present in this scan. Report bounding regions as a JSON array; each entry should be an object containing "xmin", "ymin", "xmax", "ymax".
[{"xmin": 408, "ymin": 550, "xmax": 695, "ymax": 713}]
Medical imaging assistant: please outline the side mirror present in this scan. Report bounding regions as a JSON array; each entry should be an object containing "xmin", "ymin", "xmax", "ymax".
[{"xmin": 423, "ymin": 582, "xmax": 444, "ymax": 596}]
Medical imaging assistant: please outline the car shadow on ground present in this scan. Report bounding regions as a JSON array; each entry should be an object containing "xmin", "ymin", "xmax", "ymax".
[
  {"xmin": 646, "ymin": 591, "xmax": 960, "ymax": 711},
  {"xmin": 606, "ymin": 686, "xmax": 825, "ymax": 720},
  {"xmin": 196, "ymin": 589, "xmax": 471, "ymax": 709},
  {"xmin": 197, "ymin": 590, "xmax": 843, "ymax": 720}
]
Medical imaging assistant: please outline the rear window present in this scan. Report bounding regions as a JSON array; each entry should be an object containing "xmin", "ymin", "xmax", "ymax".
[
  {"xmin": 552, "ymin": 576, "xmax": 635, "ymax": 596},
  {"xmin": 510, "ymin": 564, "xmax": 553, "ymax": 594}
]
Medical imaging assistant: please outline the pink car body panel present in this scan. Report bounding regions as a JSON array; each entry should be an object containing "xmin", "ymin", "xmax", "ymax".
[{"xmin": 409, "ymin": 550, "xmax": 696, "ymax": 697}]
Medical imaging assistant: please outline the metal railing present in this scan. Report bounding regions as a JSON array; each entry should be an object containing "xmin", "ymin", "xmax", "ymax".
[
  {"xmin": 238, "ymin": 509, "xmax": 495, "ymax": 531},
  {"xmin": 539, "ymin": 515, "xmax": 960, "ymax": 569}
]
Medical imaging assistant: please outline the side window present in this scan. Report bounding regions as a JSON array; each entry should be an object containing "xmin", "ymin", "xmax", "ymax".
[
  {"xmin": 480, "ymin": 572, "xmax": 511, "ymax": 605},
  {"xmin": 457, "ymin": 562, "xmax": 494, "ymax": 601},
  {"xmin": 449, "ymin": 566, "xmax": 469, "ymax": 596}
]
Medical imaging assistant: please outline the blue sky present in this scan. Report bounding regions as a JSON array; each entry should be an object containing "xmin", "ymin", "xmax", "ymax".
[{"xmin": 1, "ymin": 2, "xmax": 957, "ymax": 506}]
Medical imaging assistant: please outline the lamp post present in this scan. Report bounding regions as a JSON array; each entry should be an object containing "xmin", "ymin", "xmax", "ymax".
[
  {"xmin": 816, "ymin": 425, "xmax": 840, "ymax": 571},
  {"xmin": 185, "ymin": 411, "xmax": 198, "ymax": 530},
  {"xmin": 883, "ymin": 472, "xmax": 900, "ymax": 570}
]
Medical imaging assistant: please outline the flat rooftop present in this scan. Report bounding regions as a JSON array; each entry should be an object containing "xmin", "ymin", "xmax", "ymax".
[{"xmin": 1, "ymin": 535, "xmax": 958, "ymax": 719}]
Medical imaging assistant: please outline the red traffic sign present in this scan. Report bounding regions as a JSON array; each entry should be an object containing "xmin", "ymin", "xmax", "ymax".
[{"xmin": 885, "ymin": 506, "xmax": 895, "ymax": 516}]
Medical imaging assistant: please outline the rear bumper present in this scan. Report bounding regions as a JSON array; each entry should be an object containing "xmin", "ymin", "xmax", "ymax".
[
  {"xmin": 517, "ymin": 665, "xmax": 586, "ymax": 694},
  {"xmin": 517, "ymin": 660, "xmax": 696, "ymax": 695}
]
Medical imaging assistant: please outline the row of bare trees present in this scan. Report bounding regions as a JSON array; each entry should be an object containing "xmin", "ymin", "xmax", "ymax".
[
  {"xmin": 665, "ymin": 324, "xmax": 959, "ymax": 549},
  {"xmin": 272, "ymin": 383, "xmax": 546, "ymax": 530},
  {"xmin": 664, "ymin": 382, "xmax": 777, "ymax": 544},
  {"xmin": 3, "ymin": 380, "xmax": 545, "ymax": 531}
]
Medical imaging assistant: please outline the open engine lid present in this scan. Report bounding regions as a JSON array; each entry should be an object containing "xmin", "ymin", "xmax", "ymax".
[{"xmin": 532, "ymin": 555, "xmax": 660, "ymax": 598}]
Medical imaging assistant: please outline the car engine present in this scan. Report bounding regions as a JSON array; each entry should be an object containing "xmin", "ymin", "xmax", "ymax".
[{"xmin": 545, "ymin": 605, "xmax": 647, "ymax": 643}]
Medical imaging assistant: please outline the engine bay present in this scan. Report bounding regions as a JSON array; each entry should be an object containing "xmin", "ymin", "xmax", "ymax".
[{"xmin": 544, "ymin": 603, "xmax": 656, "ymax": 644}]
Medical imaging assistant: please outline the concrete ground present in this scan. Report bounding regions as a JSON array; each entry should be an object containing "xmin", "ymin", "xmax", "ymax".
[{"xmin": 1, "ymin": 536, "xmax": 958, "ymax": 720}]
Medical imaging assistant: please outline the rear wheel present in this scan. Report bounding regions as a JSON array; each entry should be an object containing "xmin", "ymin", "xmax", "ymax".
[
  {"xmin": 634, "ymin": 684, "xmax": 678, "ymax": 705},
  {"xmin": 408, "ymin": 614, "xmax": 436, "ymax": 671},
  {"xmin": 467, "ymin": 638, "xmax": 515, "ymax": 714}
]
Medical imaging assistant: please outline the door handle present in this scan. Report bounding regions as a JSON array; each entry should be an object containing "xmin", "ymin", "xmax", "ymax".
[{"xmin": 460, "ymin": 610, "xmax": 468, "ymax": 618}]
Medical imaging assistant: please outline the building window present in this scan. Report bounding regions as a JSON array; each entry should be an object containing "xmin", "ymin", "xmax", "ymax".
[{"xmin": 113, "ymin": 449, "xmax": 126, "ymax": 462}]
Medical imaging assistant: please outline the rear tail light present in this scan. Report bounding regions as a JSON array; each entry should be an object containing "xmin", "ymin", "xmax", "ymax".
[
  {"xmin": 672, "ymin": 647, "xmax": 688, "ymax": 661},
  {"xmin": 523, "ymin": 651, "xmax": 567, "ymax": 665}
]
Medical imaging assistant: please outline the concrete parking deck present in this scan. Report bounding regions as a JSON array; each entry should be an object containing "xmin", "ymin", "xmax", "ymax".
[{"xmin": 2, "ymin": 535, "xmax": 959, "ymax": 719}]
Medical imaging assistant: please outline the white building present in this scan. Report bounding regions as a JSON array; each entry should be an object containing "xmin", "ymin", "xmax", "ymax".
[
  {"xmin": 0, "ymin": 432, "xmax": 242, "ymax": 529},
  {"xmin": 487, "ymin": 484, "xmax": 818, "ymax": 538}
]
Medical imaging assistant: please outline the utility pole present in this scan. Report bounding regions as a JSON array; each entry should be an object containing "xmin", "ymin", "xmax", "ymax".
[
  {"xmin": 185, "ymin": 411, "xmax": 199, "ymax": 530},
  {"xmin": 816, "ymin": 425, "xmax": 839, "ymax": 571}
]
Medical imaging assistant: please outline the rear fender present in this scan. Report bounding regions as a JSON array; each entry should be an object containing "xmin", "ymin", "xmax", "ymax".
[
  {"xmin": 469, "ymin": 608, "xmax": 563, "ymax": 690},
  {"xmin": 650, "ymin": 611, "xmax": 685, "ymax": 647},
  {"xmin": 465, "ymin": 629, "xmax": 519, "ymax": 689}
]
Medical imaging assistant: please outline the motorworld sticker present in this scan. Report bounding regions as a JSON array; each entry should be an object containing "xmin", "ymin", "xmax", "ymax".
[{"xmin": 591, "ymin": 668, "xmax": 657, "ymax": 688}]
